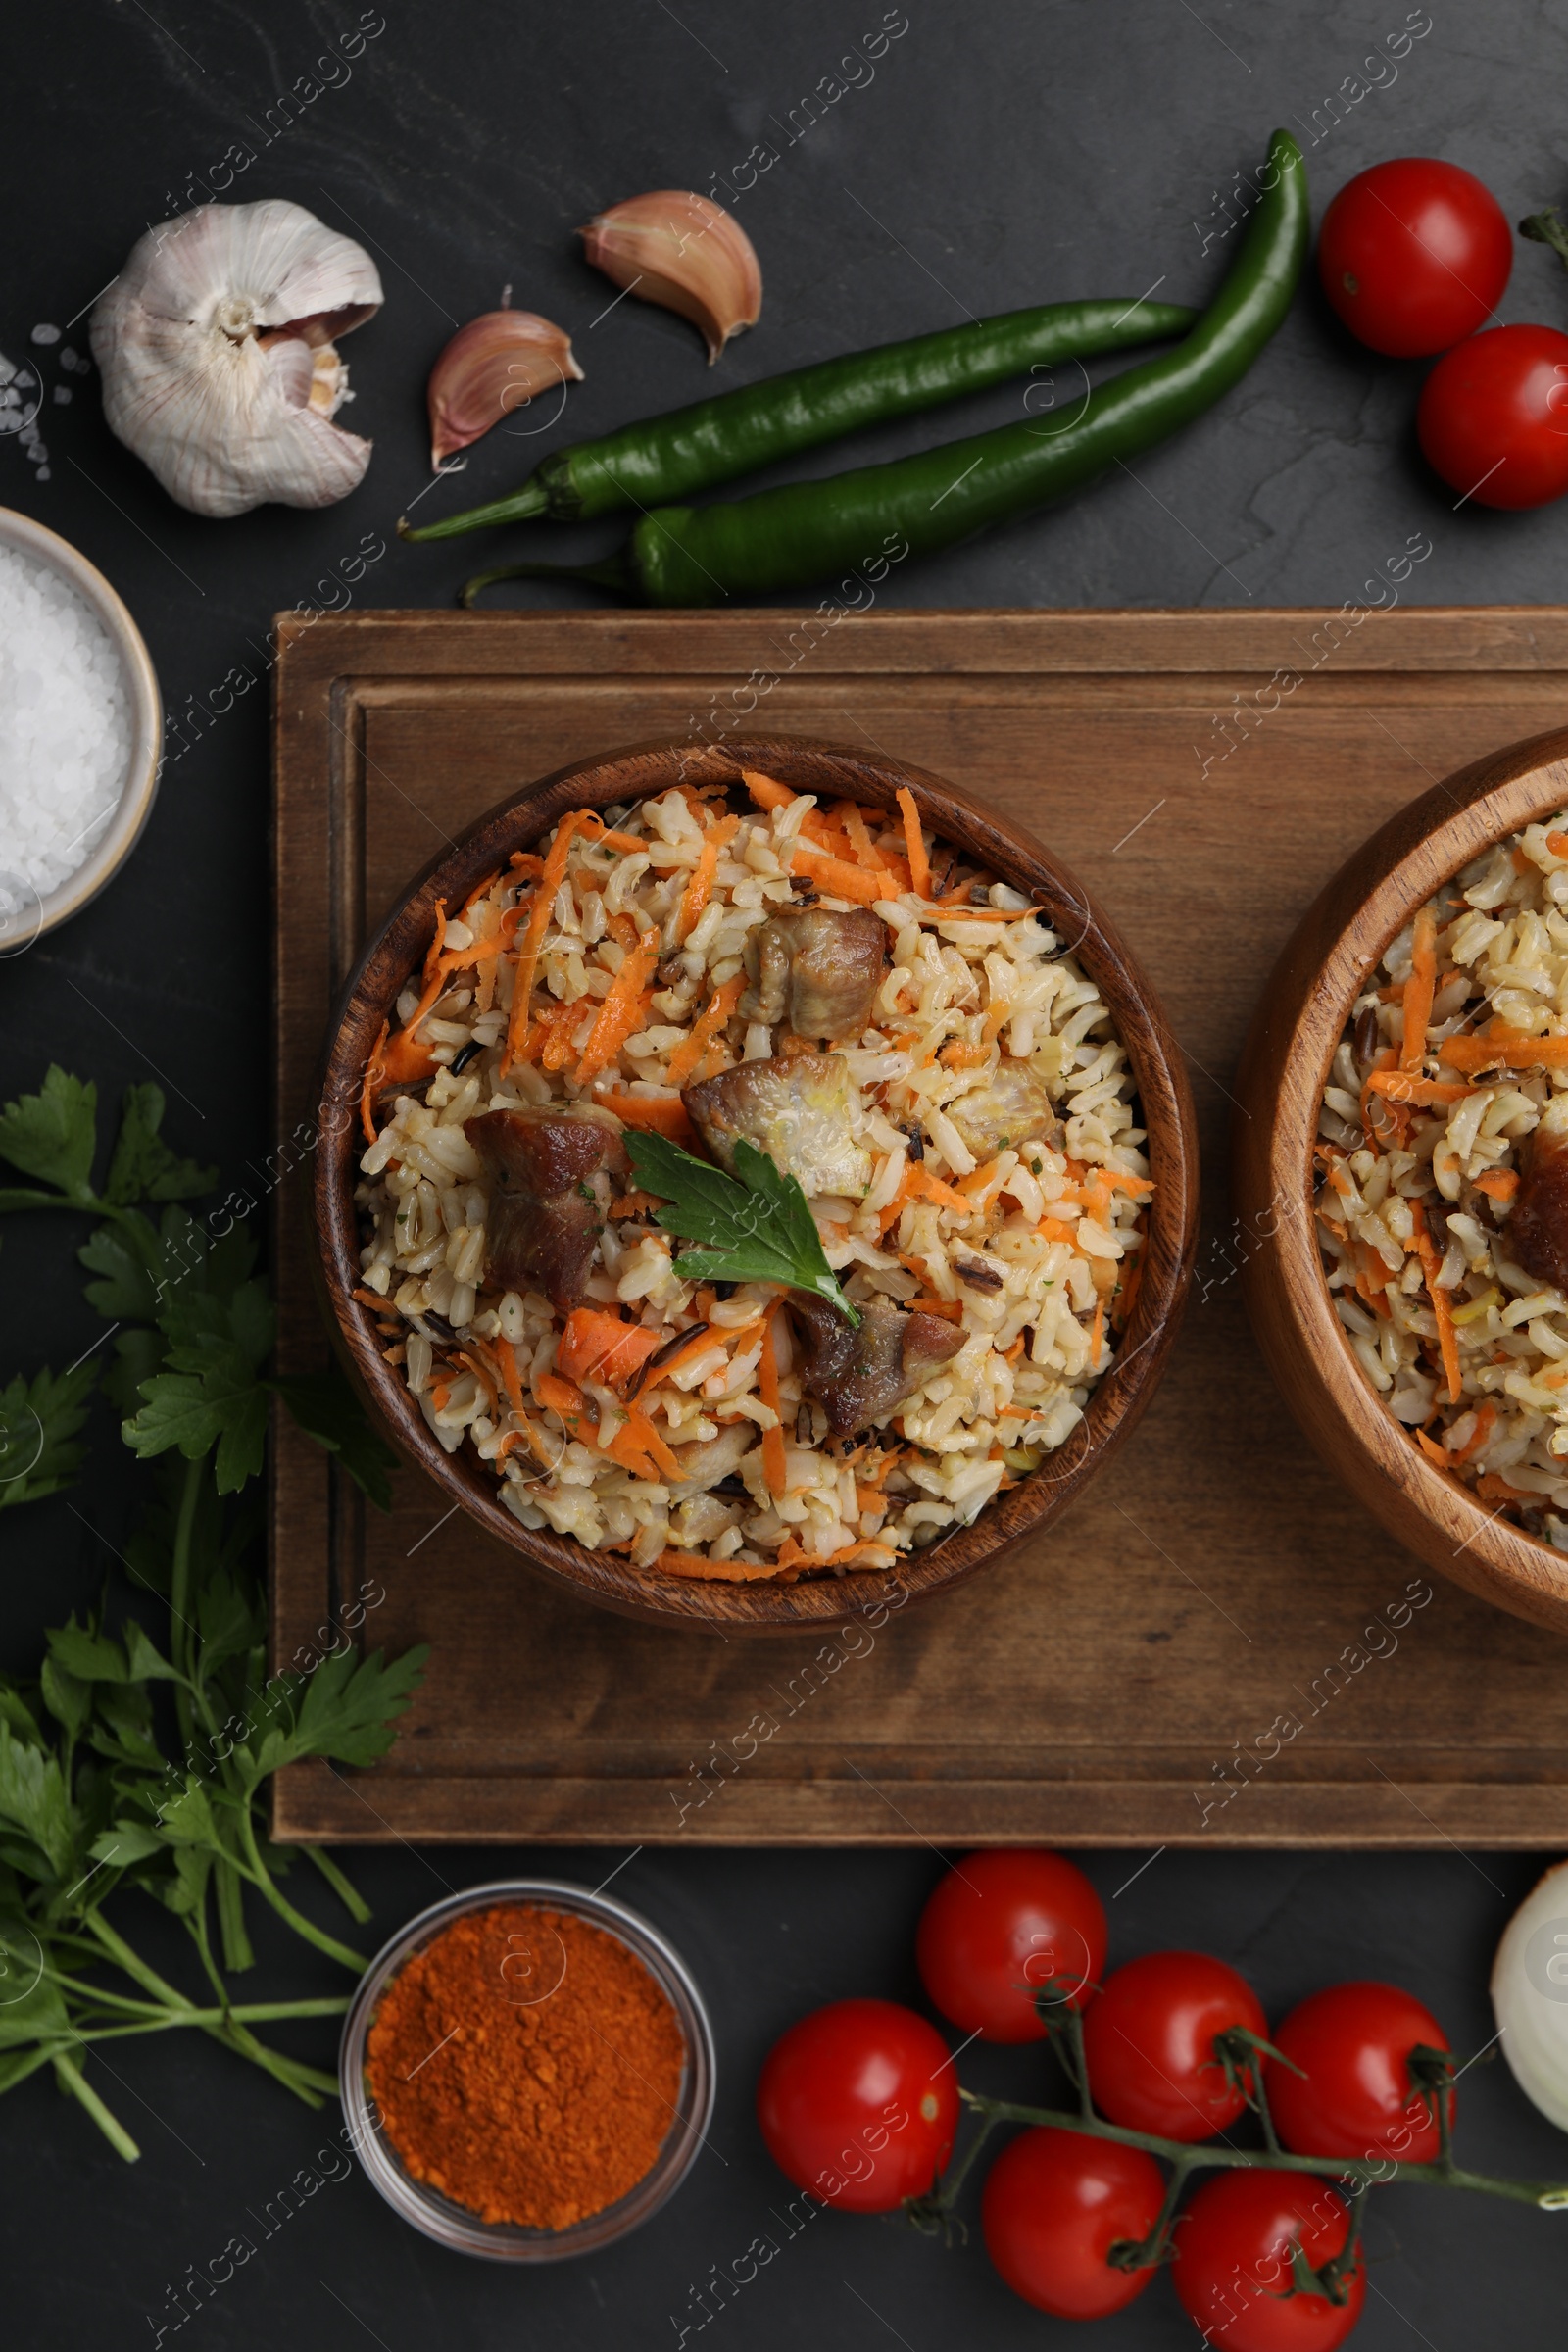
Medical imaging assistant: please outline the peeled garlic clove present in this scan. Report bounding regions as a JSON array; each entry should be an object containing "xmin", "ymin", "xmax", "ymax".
[
  {"xmin": 578, "ymin": 191, "xmax": 760, "ymax": 363},
  {"xmin": 89, "ymin": 198, "xmax": 383, "ymax": 518},
  {"xmin": 426, "ymin": 311, "xmax": 583, "ymax": 468}
]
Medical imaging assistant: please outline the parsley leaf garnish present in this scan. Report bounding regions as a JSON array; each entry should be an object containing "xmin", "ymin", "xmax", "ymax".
[{"xmin": 624, "ymin": 1129, "xmax": 859, "ymax": 1325}]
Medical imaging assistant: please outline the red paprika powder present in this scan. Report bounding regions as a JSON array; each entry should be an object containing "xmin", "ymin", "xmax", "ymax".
[{"xmin": 366, "ymin": 1903, "xmax": 687, "ymax": 2230}]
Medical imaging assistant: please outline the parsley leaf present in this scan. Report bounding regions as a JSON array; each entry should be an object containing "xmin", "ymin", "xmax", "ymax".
[
  {"xmin": 103, "ymin": 1084, "xmax": 217, "ymax": 1207},
  {"xmin": 273, "ymin": 1367, "xmax": 398, "ymax": 1511},
  {"xmin": 624, "ymin": 1129, "xmax": 859, "ymax": 1324},
  {"xmin": 0, "ymin": 1362, "xmax": 98, "ymax": 1511},
  {"xmin": 0, "ymin": 1067, "xmax": 99, "ymax": 1208},
  {"xmin": 245, "ymin": 1643, "xmax": 429, "ymax": 1783}
]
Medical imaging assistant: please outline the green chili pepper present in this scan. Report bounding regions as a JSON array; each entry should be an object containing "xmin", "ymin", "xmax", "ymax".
[
  {"xmin": 401, "ymin": 296, "xmax": 1197, "ymax": 541},
  {"xmin": 463, "ymin": 129, "xmax": 1306, "ymax": 611}
]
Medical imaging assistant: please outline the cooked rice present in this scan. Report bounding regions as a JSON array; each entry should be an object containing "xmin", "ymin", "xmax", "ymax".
[
  {"xmin": 1316, "ymin": 809, "xmax": 1568, "ymax": 1549},
  {"xmin": 354, "ymin": 777, "xmax": 1151, "ymax": 1582}
]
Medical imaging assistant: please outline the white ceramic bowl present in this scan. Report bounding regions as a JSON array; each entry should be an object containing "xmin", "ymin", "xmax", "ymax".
[{"xmin": 0, "ymin": 506, "xmax": 162, "ymax": 953}]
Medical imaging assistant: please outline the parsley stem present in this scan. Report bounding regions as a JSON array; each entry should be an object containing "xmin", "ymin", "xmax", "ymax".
[
  {"xmin": 168, "ymin": 1455, "xmax": 204, "ymax": 1749},
  {"xmin": 51, "ymin": 2052, "xmax": 140, "ymax": 2162},
  {"xmin": 302, "ymin": 1841, "xmax": 373, "ymax": 1924},
  {"xmin": 214, "ymin": 1858, "xmax": 256, "ymax": 1974},
  {"xmin": 234, "ymin": 1810, "xmax": 368, "ymax": 1973}
]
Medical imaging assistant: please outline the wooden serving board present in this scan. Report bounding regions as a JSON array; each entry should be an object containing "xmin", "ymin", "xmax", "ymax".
[{"xmin": 271, "ymin": 605, "xmax": 1568, "ymax": 1847}]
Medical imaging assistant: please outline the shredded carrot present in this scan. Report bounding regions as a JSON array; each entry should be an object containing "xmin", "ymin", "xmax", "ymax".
[
  {"xmin": 791, "ymin": 842, "xmax": 898, "ymax": 904},
  {"xmin": 1412, "ymin": 1204, "xmax": 1462, "ymax": 1406},
  {"xmin": 557, "ymin": 1307, "xmax": 662, "ymax": 1396},
  {"xmin": 655, "ymin": 1548, "xmax": 800, "ymax": 1584},
  {"xmin": 1441, "ymin": 1027, "xmax": 1568, "ymax": 1072},
  {"xmin": 617, "ymin": 1406, "xmax": 683, "ymax": 1481},
  {"xmin": 611, "ymin": 1189, "xmax": 663, "ymax": 1219},
  {"xmin": 1089, "ymin": 1296, "xmax": 1106, "ymax": 1369},
  {"xmin": 539, "ymin": 1002, "xmax": 592, "ymax": 1072},
  {"xmin": 758, "ymin": 1300, "xmax": 788, "ymax": 1496},
  {"xmin": 1366, "ymin": 1072, "xmax": 1478, "ymax": 1106},
  {"xmin": 908, "ymin": 1165, "xmax": 971, "ymax": 1213},
  {"xmin": 1474, "ymin": 1169, "xmax": 1520, "ymax": 1201},
  {"xmin": 360, "ymin": 1020, "xmax": 388, "ymax": 1144},
  {"xmin": 536, "ymin": 1371, "xmax": 591, "ymax": 1425},
  {"xmin": 771, "ymin": 1536, "xmax": 899, "ymax": 1572},
  {"xmin": 577, "ymin": 927, "xmax": 659, "ymax": 1082},
  {"xmin": 876, "ymin": 1164, "xmax": 916, "ymax": 1237},
  {"xmin": 596, "ymin": 1092, "xmax": 702, "ymax": 1150},
  {"xmin": 833, "ymin": 800, "xmax": 884, "ymax": 872},
  {"xmin": 894, "ymin": 787, "xmax": 931, "ymax": 900},
  {"xmin": 630, "ymin": 1325, "xmax": 726, "ymax": 1405},
  {"xmin": 510, "ymin": 850, "xmax": 546, "ymax": 878},
  {"xmin": 1399, "ymin": 906, "xmax": 1439, "ymax": 1072},
  {"xmin": 503, "ymin": 808, "xmax": 598, "ymax": 1073},
  {"xmin": 665, "ymin": 972, "xmax": 746, "ymax": 1087},
  {"xmin": 939, "ymin": 1041, "xmax": 991, "ymax": 1070},
  {"xmin": 1112, "ymin": 1250, "xmax": 1144, "ymax": 1331},
  {"xmin": 1475, "ymin": 1470, "xmax": 1536, "ymax": 1505},
  {"xmin": 1450, "ymin": 1400, "xmax": 1496, "ymax": 1464},
  {"xmin": 586, "ymin": 827, "xmax": 650, "ymax": 855},
  {"xmin": 908, "ymin": 1295, "xmax": 964, "ymax": 1323},
  {"xmin": 675, "ymin": 813, "xmax": 740, "ymax": 942},
  {"xmin": 741, "ymin": 770, "xmax": 797, "ymax": 809},
  {"xmin": 1549, "ymin": 831, "xmax": 1568, "ymax": 860},
  {"xmin": 1414, "ymin": 1429, "xmax": 1448, "ymax": 1468}
]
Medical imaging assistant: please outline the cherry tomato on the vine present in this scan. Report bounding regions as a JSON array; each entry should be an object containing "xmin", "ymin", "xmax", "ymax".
[
  {"xmin": 915, "ymin": 1847, "xmax": 1107, "ymax": 2041},
  {"xmin": 1083, "ymin": 1949, "xmax": 1267, "ymax": 2140},
  {"xmin": 981, "ymin": 2126, "xmax": 1164, "ymax": 2319},
  {"xmin": 1171, "ymin": 2169, "xmax": 1366, "ymax": 2351},
  {"xmin": 1417, "ymin": 323, "xmax": 1568, "ymax": 510},
  {"xmin": 755, "ymin": 1998, "xmax": 957, "ymax": 2212},
  {"xmin": 1263, "ymin": 1981, "xmax": 1453, "ymax": 2165},
  {"xmin": 1318, "ymin": 157, "xmax": 1511, "ymax": 356}
]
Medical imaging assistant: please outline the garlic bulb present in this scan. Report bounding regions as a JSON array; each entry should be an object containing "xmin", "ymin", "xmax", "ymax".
[
  {"xmin": 90, "ymin": 200, "xmax": 382, "ymax": 518},
  {"xmin": 1492, "ymin": 1858, "xmax": 1568, "ymax": 2135},
  {"xmin": 426, "ymin": 310, "xmax": 582, "ymax": 467},
  {"xmin": 578, "ymin": 191, "xmax": 760, "ymax": 363}
]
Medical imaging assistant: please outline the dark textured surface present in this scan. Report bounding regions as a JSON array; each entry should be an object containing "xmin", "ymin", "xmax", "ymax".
[{"xmin": 4, "ymin": 1, "xmax": 1568, "ymax": 2341}]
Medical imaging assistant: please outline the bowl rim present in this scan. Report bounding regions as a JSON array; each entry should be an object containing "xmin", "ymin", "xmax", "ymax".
[
  {"xmin": 313, "ymin": 730, "xmax": 1200, "ymax": 1633},
  {"xmin": 336, "ymin": 1875, "xmax": 717, "ymax": 2262},
  {"xmin": 0, "ymin": 504, "xmax": 163, "ymax": 953},
  {"xmin": 1234, "ymin": 723, "xmax": 1568, "ymax": 1634}
]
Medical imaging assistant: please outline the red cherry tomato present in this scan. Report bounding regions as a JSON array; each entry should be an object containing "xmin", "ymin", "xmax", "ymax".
[
  {"xmin": 915, "ymin": 1848, "xmax": 1107, "ymax": 2042},
  {"xmin": 981, "ymin": 2126, "xmax": 1164, "ymax": 2319},
  {"xmin": 1417, "ymin": 323, "xmax": 1568, "ymax": 510},
  {"xmin": 1172, "ymin": 2169, "xmax": 1365, "ymax": 2350},
  {"xmin": 1318, "ymin": 157, "xmax": 1511, "ymax": 356},
  {"xmin": 755, "ymin": 1998, "xmax": 958, "ymax": 2212},
  {"xmin": 1083, "ymin": 1950, "xmax": 1268, "ymax": 2141},
  {"xmin": 1263, "ymin": 1981, "xmax": 1453, "ymax": 2165}
]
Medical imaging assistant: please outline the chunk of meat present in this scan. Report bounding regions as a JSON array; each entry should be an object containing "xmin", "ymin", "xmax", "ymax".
[
  {"xmin": 465, "ymin": 1108, "xmax": 624, "ymax": 1316},
  {"xmin": 683, "ymin": 1054, "xmax": 871, "ymax": 1198},
  {"xmin": 789, "ymin": 1293, "xmax": 964, "ymax": 1439},
  {"xmin": 945, "ymin": 1062, "xmax": 1064, "ymax": 1160},
  {"xmin": 1506, "ymin": 1106, "xmax": 1568, "ymax": 1292},
  {"xmin": 740, "ymin": 906, "xmax": 886, "ymax": 1038}
]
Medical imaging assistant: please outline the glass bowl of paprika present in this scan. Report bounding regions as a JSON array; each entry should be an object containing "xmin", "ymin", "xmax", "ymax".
[{"xmin": 338, "ymin": 1877, "xmax": 717, "ymax": 2260}]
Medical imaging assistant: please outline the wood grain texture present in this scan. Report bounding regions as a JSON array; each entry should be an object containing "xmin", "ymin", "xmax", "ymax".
[
  {"xmin": 1234, "ymin": 725, "xmax": 1568, "ymax": 1635},
  {"xmin": 314, "ymin": 733, "xmax": 1198, "ymax": 1633},
  {"xmin": 271, "ymin": 607, "xmax": 1568, "ymax": 1847}
]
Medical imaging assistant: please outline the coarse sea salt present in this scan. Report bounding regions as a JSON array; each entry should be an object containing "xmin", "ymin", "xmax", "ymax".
[{"xmin": 0, "ymin": 541, "xmax": 130, "ymax": 902}]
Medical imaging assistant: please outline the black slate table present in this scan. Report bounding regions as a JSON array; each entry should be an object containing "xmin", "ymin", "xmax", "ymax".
[{"xmin": 5, "ymin": 3, "xmax": 1568, "ymax": 2343}]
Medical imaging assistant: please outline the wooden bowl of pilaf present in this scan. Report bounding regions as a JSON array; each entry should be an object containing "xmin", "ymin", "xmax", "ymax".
[
  {"xmin": 314, "ymin": 733, "xmax": 1199, "ymax": 1633},
  {"xmin": 1235, "ymin": 724, "xmax": 1568, "ymax": 1637}
]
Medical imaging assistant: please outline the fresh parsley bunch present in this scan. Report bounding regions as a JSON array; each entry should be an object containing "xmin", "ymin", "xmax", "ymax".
[
  {"xmin": 0, "ymin": 1068, "xmax": 423, "ymax": 2159},
  {"xmin": 624, "ymin": 1128, "xmax": 859, "ymax": 1324}
]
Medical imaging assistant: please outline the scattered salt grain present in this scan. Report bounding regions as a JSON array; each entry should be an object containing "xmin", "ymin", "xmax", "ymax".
[{"xmin": 0, "ymin": 543, "xmax": 129, "ymax": 898}]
